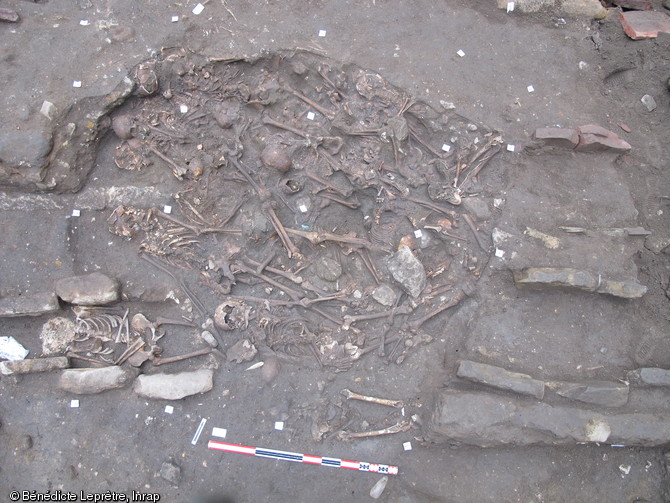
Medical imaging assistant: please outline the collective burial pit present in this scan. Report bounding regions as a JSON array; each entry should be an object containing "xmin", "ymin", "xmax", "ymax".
[{"xmin": 97, "ymin": 48, "xmax": 501, "ymax": 375}]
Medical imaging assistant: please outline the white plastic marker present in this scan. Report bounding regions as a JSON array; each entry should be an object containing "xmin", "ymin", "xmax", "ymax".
[
  {"xmin": 192, "ymin": 3, "xmax": 205, "ymax": 15},
  {"xmin": 507, "ymin": 2, "xmax": 515, "ymax": 13},
  {"xmin": 208, "ymin": 441, "xmax": 399, "ymax": 475},
  {"xmin": 191, "ymin": 418, "xmax": 207, "ymax": 445},
  {"xmin": 456, "ymin": 49, "xmax": 465, "ymax": 58},
  {"xmin": 318, "ymin": 29, "xmax": 327, "ymax": 37}
]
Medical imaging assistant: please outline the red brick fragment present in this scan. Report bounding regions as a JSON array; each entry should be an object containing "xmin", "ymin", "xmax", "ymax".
[
  {"xmin": 614, "ymin": 0, "xmax": 652, "ymax": 10},
  {"xmin": 575, "ymin": 125, "xmax": 632, "ymax": 153},
  {"xmin": 534, "ymin": 127, "xmax": 580, "ymax": 149},
  {"xmin": 619, "ymin": 10, "xmax": 670, "ymax": 39}
]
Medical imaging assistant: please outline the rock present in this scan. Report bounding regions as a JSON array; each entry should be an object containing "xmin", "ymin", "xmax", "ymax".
[
  {"xmin": 425, "ymin": 390, "xmax": 670, "ymax": 447},
  {"xmin": 629, "ymin": 368, "xmax": 670, "ymax": 386},
  {"xmin": 665, "ymin": 0, "xmax": 670, "ymax": 10},
  {"xmin": 0, "ymin": 357, "xmax": 69, "ymax": 376},
  {"xmin": 372, "ymin": 283, "xmax": 396, "ymax": 307},
  {"xmin": 387, "ymin": 246, "xmax": 427, "ymax": 298},
  {"xmin": 314, "ymin": 256, "xmax": 343, "ymax": 282},
  {"xmin": 645, "ymin": 235, "xmax": 670, "ymax": 254},
  {"xmin": 462, "ymin": 197, "xmax": 491, "ymax": 221},
  {"xmin": 133, "ymin": 369, "xmax": 214, "ymax": 400},
  {"xmin": 40, "ymin": 317, "xmax": 77, "ymax": 355},
  {"xmin": 58, "ymin": 366, "xmax": 134, "ymax": 394},
  {"xmin": 55, "ymin": 272, "xmax": 120, "ymax": 305},
  {"xmin": 533, "ymin": 127, "xmax": 580, "ymax": 149},
  {"xmin": 598, "ymin": 279, "xmax": 648, "ymax": 299},
  {"xmin": 513, "ymin": 267, "xmax": 647, "ymax": 299},
  {"xmin": 0, "ymin": 292, "xmax": 59, "ymax": 318},
  {"xmin": 457, "ymin": 360, "xmax": 545, "ymax": 399},
  {"xmin": 159, "ymin": 461, "xmax": 181, "ymax": 485},
  {"xmin": 619, "ymin": 10, "xmax": 670, "ymax": 39},
  {"xmin": 226, "ymin": 339, "xmax": 257, "ymax": 363},
  {"xmin": 0, "ymin": 8, "xmax": 19, "ymax": 22},
  {"xmin": 496, "ymin": 0, "xmax": 606, "ymax": 18},
  {"xmin": 515, "ymin": 267, "xmax": 596, "ymax": 290},
  {"xmin": 546, "ymin": 380, "xmax": 629, "ymax": 407},
  {"xmin": 575, "ymin": 125, "xmax": 632, "ymax": 153},
  {"xmin": 641, "ymin": 94, "xmax": 657, "ymax": 112}
]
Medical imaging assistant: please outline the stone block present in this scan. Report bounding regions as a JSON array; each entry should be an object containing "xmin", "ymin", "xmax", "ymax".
[
  {"xmin": 629, "ymin": 368, "xmax": 670, "ymax": 386},
  {"xmin": 133, "ymin": 369, "xmax": 214, "ymax": 400},
  {"xmin": 55, "ymin": 272, "xmax": 120, "ymax": 305},
  {"xmin": 0, "ymin": 357, "xmax": 69, "ymax": 376},
  {"xmin": 619, "ymin": 10, "xmax": 670, "ymax": 39},
  {"xmin": 425, "ymin": 390, "xmax": 670, "ymax": 447},
  {"xmin": 457, "ymin": 360, "xmax": 545, "ymax": 399},
  {"xmin": 59, "ymin": 366, "xmax": 134, "ymax": 394},
  {"xmin": 0, "ymin": 292, "xmax": 60, "ymax": 317},
  {"xmin": 546, "ymin": 380, "xmax": 629, "ymax": 407},
  {"xmin": 513, "ymin": 267, "xmax": 647, "ymax": 299}
]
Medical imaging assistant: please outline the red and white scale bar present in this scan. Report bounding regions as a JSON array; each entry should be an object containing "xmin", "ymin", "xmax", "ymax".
[{"xmin": 208, "ymin": 440, "xmax": 399, "ymax": 475}]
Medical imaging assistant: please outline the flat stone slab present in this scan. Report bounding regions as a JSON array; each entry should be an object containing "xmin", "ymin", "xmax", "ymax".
[
  {"xmin": 0, "ymin": 357, "xmax": 70, "ymax": 376},
  {"xmin": 133, "ymin": 369, "xmax": 214, "ymax": 400},
  {"xmin": 426, "ymin": 390, "xmax": 670, "ymax": 447},
  {"xmin": 628, "ymin": 368, "xmax": 670, "ymax": 386},
  {"xmin": 546, "ymin": 380, "xmax": 629, "ymax": 407},
  {"xmin": 0, "ymin": 292, "xmax": 59, "ymax": 317},
  {"xmin": 457, "ymin": 360, "xmax": 545, "ymax": 399},
  {"xmin": 513, "ymin": 267, "xmax": 647, "ymax": 299},
  {"xmin": 59, "ymin": 366, "xmax": 134, "ymax": 394},
  {"xmin": 55, "ymin": 272, "xmax": 120, "ymax": 305},
  {"xmin": 619, "ymin": 10, "xmax": 670, "ymax": 39},
  {"xmin": 387, "ymin": 246, "xmax": 427, "ymax": 298}
]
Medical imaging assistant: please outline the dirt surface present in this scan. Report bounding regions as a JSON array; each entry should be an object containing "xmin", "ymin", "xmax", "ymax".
[{"xmin": 1, "ymin": 1, "xmax": 670, "ymax": 502}]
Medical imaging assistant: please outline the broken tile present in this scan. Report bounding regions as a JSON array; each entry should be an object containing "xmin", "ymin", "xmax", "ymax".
[
  {"xmin": 575, "ymin": 125, "xmax": 632, "ymax": 153},
  {"xmin": 619, "ymin": 10, "xmax": 670, "ymax": 39},
  {"xmin": 534, "ymin": 127, "xmax": 579, "ymax": 149},
  {"xmin": 614, "ymin": 0, "xmax": 652, "ymax": 10}
]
